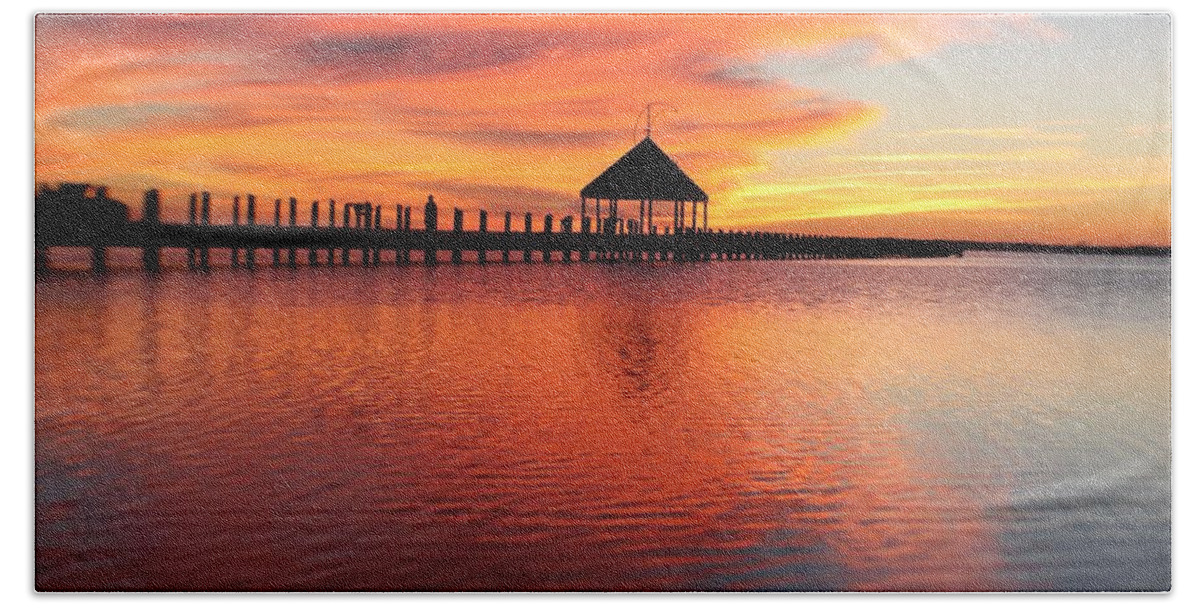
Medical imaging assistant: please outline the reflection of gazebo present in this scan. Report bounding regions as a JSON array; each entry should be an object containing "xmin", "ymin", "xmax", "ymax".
[{"xmin": 580, "ymin": 136, "xmax": 708, "ymax": 235}]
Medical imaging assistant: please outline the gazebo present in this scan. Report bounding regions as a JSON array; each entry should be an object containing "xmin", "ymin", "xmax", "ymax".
[{"xmin": 580, "ymin": 136, "xmax": 708, "ymax": 235}]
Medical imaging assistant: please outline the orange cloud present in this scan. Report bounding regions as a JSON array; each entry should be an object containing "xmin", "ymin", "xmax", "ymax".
[
  {"xmin": 36, "ymin": 14, "xmax": 893, "ymax": 221},
  {"xmin": 34, "ymin": 14, "xmax": 1167, "ymax": 246}
]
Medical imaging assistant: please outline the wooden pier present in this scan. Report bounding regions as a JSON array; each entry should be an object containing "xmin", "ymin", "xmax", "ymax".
[
  {"xmin": 35, "ymin": 184, "xmax": 1168, "ymax": 275},
  {"xmin": 34, "ymin": 185, "xmax": 982, "ymax": 274}
]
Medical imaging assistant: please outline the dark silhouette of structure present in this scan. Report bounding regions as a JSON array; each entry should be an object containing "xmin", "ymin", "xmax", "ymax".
[
  {"xmin": 32, "ymin": 181, "xmax": 1169, "ymax": 274},
  {"xmin": 35, "ymin": 183, "xmax": 130, "ymax": 240},
  {"xmin": 581, "ymin": 136, "xmax": 708, "ymax": 237},
  {"xmin": 35, "ymin": 183, "xmax": 132, "ymax": 273}
]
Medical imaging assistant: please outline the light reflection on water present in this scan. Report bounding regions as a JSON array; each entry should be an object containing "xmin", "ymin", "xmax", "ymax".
[{"xmin": 35, "ymin": 253, "xmax": 1170, "ymax": 591}]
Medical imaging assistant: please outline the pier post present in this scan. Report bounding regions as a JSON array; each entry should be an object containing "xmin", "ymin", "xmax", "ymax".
[
  {"xmin": 199, "ymin": 192, "xmax": 210, "ymax": 270},
  {"xmin": 360, "ymin": 203, "xmax": 370, "ymax": 266},
  {"xmin": 187, "ymin": 194, "xmax": 197, "ymax": 269},
  {"xmin": 141, "ymin": 189, "xmax": 161, "ymax": 272},
  {"xmin": 400, "ymin": 205, "xmax": 411, "ymax": 263},
  {"xmin": 273, "ymin": 199, "xmax": 282, "ymax": 267},
  {"xmin": 402, "ymin": 206, "xmax": 412, "ymax": 263},
  {"xmin": 582, "ymin": 216, "xmax": 592, "ymax": 261},
  {"xmin": 395, "ymin": 204, "xmax": 404, "ymax": 265},
  {"xmin": 561, "ymin": 215, "xmax": 573, "ymax": 262},
  {"xmin": 246, "ymin": 195, "xmax": 257, "ymax": 268},
  {"xmin": 543, "ymin": 214, "xmax": 553, "ymax": 263},
  {"xmin": 628, "ymin": 220, "xmax": 638, "ymax": 260},
  {"xmin": 287, "ymin": 197, "xmax": 297, "ymax": 268},
  {"xmin": 372, "ymin": 205, "xmax": 381, "ymax": 266},
  {"xmin": 424, "ymin": 195, "xmax": 438, "ymax": 265},
  {"xmin": 523, "ymin": 212, "xmax": 533, "ymax": 263},
  {"xmin": 230, "ymin": 195, "xmax": 241, "ymax": 267},
  {"xmin": 618, "ymin": 217, "xmax": 627, "ymax": 259},
  {"xmin": 35, "ymin": 246, "xmax": 48, "ymax": 274},
  {"xmin": 91, "ymin": 245, "xmax": 107, "ymax": 274},
  {"xmin": 342, "ymin": 203, "xmax": 351, "ymax": 266},
  {"xmin": 325, "ymin": 199, "xmax": 335, "ymax": 265},
  {"xmin": 308, "ymin": 201, "xmax": 319, "ymax": 266},
  {"xmin": 478, "ymin": 209, "xmax": 488, "ymax": 264},
  {"xmin": 502, "ymin": 211, "xmax": 512, "ymax": 263},
  {"xmin": 452, "ymin": 207, "xmax": 464, "ymax": 264}
]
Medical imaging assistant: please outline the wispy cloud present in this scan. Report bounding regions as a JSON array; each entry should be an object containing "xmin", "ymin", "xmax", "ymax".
[
  {"xmin": 33, "ymin": 13, "xmax": 1170, "ymax": 246},
  {"xmin": 902, "ymin": 127, "xmax": 1087, "ymax": 142},
  {"xmin": 826, "ymin": 147, "xmax": 1084, "ymax": 164}
]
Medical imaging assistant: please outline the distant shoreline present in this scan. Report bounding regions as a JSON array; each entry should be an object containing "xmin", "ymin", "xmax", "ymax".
[{"xmin": 953, "ymin": 241, "xmax": 1169, "ymax": 257}]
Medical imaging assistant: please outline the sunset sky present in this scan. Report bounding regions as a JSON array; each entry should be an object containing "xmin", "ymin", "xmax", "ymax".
[{"xmin": 34, "ymin": 13, "xmax": 1171, "ymax": 246}]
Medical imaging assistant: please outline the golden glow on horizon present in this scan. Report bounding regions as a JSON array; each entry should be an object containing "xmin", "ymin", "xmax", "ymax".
[{"xmin": 34, "ymin": 13, "xmax": 1171, "ymax": 246}]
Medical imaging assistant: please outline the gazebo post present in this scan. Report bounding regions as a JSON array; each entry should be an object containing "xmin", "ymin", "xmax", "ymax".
[
  {"xmin": 648, "ymin": 200, "xmax": 654, "ymax": 235},
  {"xmin": 703, "ymin": 200, "xmax": 708, "ymax": 231},
  {"xmin": 692, "ymin": 201, "xmax": 697, "ymax": 232}
]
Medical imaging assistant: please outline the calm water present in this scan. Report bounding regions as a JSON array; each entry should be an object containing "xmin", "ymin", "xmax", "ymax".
[{"xmin": 35, "ymin": 253, "xmax": 1170, "ymax": 591}]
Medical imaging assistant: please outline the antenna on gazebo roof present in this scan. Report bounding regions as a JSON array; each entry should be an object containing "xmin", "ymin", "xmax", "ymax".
[{"xmin": 639, "ymin": 102, "xmax": 676, "ymax": 140}]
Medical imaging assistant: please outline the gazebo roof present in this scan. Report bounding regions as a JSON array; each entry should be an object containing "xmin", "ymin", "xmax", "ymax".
[{"xmin": 580, "ymin": 137, "xmax": 708, "ymax": 202}]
